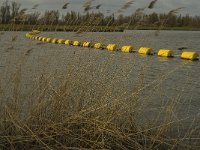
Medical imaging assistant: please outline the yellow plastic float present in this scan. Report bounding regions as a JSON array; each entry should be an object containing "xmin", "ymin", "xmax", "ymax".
[
  {"xmin": 83, "ymin": 42, "xmax": 91, "ymax": 47},
  {"xmin": 107, "ymin": 44, "xmax": 117, "ymax": 51},
  {"xmin": 26, "ymin": 33, "xmax": 30, "ymax": 38},
  {"xmin": 34, "ymin": 36, "xmax": 39, "ymax": 40},
  {"xmin": 94, "ymin": 43, "xmax": 104, "ymax": 49},
  {"xmin": 37, "ymin": 36, "xmax": 42, "ymax": 40},
  {"xmin": 51, "ymin": 38, "xmax": 58, "ymax": 44},
  {"xmin": 38, "ymin": 37, "xmax": 43, "ymax": 41},
  {"xmin": 46, "ymin": 38, "xmax": 52, "ymax": 43},
  {"xmin": 30, "ymin": 35, "xmax": 34, "ymax": 39},
  {"xmin": 30, "ymin": 36, "xmax": 34, "ymax": 40},
  {"xmin": 42, "ymin": 37, "xmax": 47, "ymax": 42},
  {"xmin": 73, "ymin": 41, "xmax": 81, "ymax": 46},
  {"xmin": 58, "ymin": 39, "xmax": 65, "ymax": 44},
  {"xmin": 65, "ymin": 40, "xmax": 73, "ymax": 45},
  {"xmin": 121, "ymin": 46, "xmax": 134, "ymax": 53},
  {"xmin": 158, "ymin": 49, "xmax": 174, "ymax": 57},
  {"xmin": 139, "ymin": 47, "xmax": 153, "ymax": 55},
  {"xmin": 181, "ymin": 52, "xmax": 199, "ymax": 60}
]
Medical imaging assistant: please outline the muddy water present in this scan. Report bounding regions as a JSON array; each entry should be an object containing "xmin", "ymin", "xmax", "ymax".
[{"xmin": 0, "ymin": 30, "xmax": 200, "ymax": 148}]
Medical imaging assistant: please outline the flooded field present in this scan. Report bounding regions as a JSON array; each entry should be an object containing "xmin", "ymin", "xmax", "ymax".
[{"xmin": 0, "ymin": 30, "xmax": 200, "ymax": 149}]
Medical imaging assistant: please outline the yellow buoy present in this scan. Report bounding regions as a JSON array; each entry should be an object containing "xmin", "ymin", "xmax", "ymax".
[
  {"xmin": 36, "ymin": 36, "xmax": 41, "ymax": 40},
  {"xmin": 181, "ymin": 52, "xmax": 199, "ymax": 60},
  {"xmin": 51, "ymin": 38, "xmax": 58, "ymax": 44},
  {"xmin": 42, "ymin": 37, "xmax": 47, "ymax": 42},
  {"xmin": 38, "ymin": 36, "xmax": 42, "ymax": 40},
  {"xmin": 38, "ymin": 37, "xmax": 43, "ymax": 41},
  {"xmin": 107, "ymin": 44, "xmax": 117, "ymax": 51},
  {"xmin": 46, "ymin": 38, "xmax": 52, "ymax": 43},
  {"xmin": 58, "ymin": 39, "xmax": 65, "ymax": 44},
  {"xmin": 30, "ymin": 35, "xmax": 34, "ymax": 39},
  {"xmin": 30, "ymin": 36, "xmax": 34, "ymax": 39},
  {"xmin": 65, "ymin": 40, "xmax": 73, "ymax": 45},
  {"xmin": 94, "ymin": 43, "xmax": 104, "ymax": 49},
  {"xmin": 26, "ymin": 34, "xmax": 31, "ymax": 38},
  {"xmin": 121, "ymin": 46, "xmax": 134, "ymax": 53},
  {"xmin": 83, "ymin": 42, "xmax": 91, "ymax": 47},
  {"xmin": 73, "ymin": 41, "xmax": 81, "ymax": 46},
  {"xmin": 26, "ymin": 33, "xmax": 30, "ymax": 37},
  {"xmin": 158, "ymin": 49, "xmax": 174, "ymax": 57},
  {"xmin": 138, "ymin": 47, "xmax": 153, "ymax": 55}
]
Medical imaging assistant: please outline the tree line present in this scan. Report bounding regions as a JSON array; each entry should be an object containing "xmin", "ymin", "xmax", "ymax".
[{"xmin": 1, "ymin": 1, "xmax": 200, "ymax": 28}]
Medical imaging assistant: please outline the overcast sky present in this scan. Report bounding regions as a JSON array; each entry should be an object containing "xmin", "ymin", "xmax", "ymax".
[{"xmin": 6, "ymin": 0, "xmax": 200, "ymax": 16}]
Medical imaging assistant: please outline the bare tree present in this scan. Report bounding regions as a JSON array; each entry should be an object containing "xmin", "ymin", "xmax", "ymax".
[
  {"xmin": 10, "ymin": 1, "xmax": 21, "ymax": 21},
  {"xmin": 0, "ymin": 0, "xmax": 11, "ymax": 24}
]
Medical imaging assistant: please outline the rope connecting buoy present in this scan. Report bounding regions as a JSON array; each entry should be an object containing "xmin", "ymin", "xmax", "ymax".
[
  {"xmin": 83, "ymin": 42, "xmax": 91, "ymax": 47},
  {"xmin": 107, "ymin": 44, "xmax": 117, "ymax": 51},
  {"xmin": 25, "ymin": 31, "xmax": 199, "ymax": 61},
  {"xmin": 181, "ymin": 52, "xmax": 199, "ymax": 60},
  {"xmin": 139, "ymin": 47, "xmax": 153, "ymax": 55},
  {"xmin": 158, "ymin": 49, "xmax": 174, "ymax": 57},
  {"xmin": 121, "ymin": 46, "xmax": 134, "ymax": 53}
]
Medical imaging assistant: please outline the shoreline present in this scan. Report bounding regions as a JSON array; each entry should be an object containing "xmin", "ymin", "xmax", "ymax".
[{"xmin": 1, "ymin": 24, "xmax": 200, "ymax": 32}]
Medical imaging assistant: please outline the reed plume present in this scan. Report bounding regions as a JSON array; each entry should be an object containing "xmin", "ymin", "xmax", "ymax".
[
  {"xmin": 32, "ymin": 4, "xmax": 39, "ymax": 9},
  {"xmin": 62, "ymin": 3, "xmax": 69, "ymax": 9},
  {"xmin": 148, "ymin": 0, "xmax": 158, "ymax": 9}
]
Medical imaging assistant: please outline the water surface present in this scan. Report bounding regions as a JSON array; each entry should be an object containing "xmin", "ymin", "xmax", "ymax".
[{"xmin": 0, "ymin": 30, "xmax": 200, "ymax": 147}]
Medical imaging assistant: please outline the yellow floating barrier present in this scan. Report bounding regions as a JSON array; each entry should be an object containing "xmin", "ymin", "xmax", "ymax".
[
  {"xmin": 73, "ymin": 41, "xmax": 81, "ymax": 46},
  {"xmin": 65, "ymin": 40, "xmax": 73, "ymax": 45},
  {"xmin": 121, "ymin": 46, "xmax": 134, "ymax": 53},
  {"xmin": 46, "ymin": 38, "xmax": 52, "ymax": 43},
  {"xmin": 30, "ymin": 35, "xmax": 34, "ymax": 39},
  {"xmin": 42, "ymin": 37, "xmax": 47, "ymax": 42},
  {"xmin": 51, "ymin": 38, "xmax": 58, "ymax": 44},
  {"xmin": 158, "ymin": 49, "xmax": 174, "ymax": 57},
  {"xmin": 94, "ymin": 43, "xmax": 104, "ymax": 49},
  {"xmin": 107, "ymin": 44, "xmax": 117, "ymax": 51},
  {"xmin": 26, "ymin": 34, "xmax": 31, "ymax": 38},
  {"xmin": 58, "ymin": 39, "xmax": 65, "ymax": 44},
  {"xmin": 181, "ymin": 52, "xmax": 199, "ymax": 60},
  {"xmin": 38, "ymin": 37, "xmax": 43, "ymax": 41},
  {"xmin": 83, "ymin": 42, "xmax": 91, "ymax": 47},
  {"xmin": 35, "ymin": 36, "xmax": 40, "ymax": 40},
  {"xmin": 138, "ymin": 47, "xmax": 153, "ymax": 55},
  {"xmin": 37, "ymin": 36, "xmax": 41, "ymax": 40},
  {"xmin": 26, "ymin": 33, "xmax": 30, "ymax": 38}
]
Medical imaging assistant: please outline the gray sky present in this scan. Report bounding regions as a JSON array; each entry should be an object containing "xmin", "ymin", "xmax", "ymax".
[{"xmin": 8, "ymin": 0, "xmax": 200, "ymax": 16}]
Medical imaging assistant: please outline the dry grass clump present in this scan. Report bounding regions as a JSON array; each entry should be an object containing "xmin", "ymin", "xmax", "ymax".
[{"xmin": 0, "ymin": 61, "xmax": 171, "ymax": 150}]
